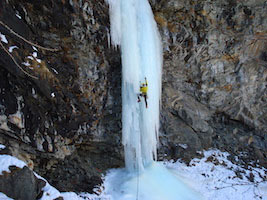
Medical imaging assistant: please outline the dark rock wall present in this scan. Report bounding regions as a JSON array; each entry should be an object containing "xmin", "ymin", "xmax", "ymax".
[
  {"xmin": 0, "ymin": 0, "xmax": 266, "ymax": 194},
  {"xmin": 0, "ymin": 0, "xmax": 122, "ymax": 192}
]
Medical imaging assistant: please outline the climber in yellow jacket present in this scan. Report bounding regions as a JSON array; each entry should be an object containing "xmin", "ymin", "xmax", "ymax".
[{"xmin": 137, "ymin": 77, "xmax": 148, "ymax": 108}]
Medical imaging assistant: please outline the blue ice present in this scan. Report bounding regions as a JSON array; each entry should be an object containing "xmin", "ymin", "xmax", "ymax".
[{"xmin": 105, "ymin": 0, "xmax": 203, "ymax": 199}]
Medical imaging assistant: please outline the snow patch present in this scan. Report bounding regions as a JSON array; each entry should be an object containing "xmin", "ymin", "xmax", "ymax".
[
  {"xmin": 22, "ymin": 61, "xmax": 31, "ymax": 67},
  {"xmin": 15, "ymin": 13, "xmax": 22, "ymax": 19},
  {"xmin": 32, "ymin": 52, "xmax": 37, "ymax": 57},
  {"xmin": 0, "ymin": 144, "xmax": 6, "ymax": 150},
  {"xmin": 8, "ymin": 46, "xmax": 18, "ymax": 53},
  {"xmin": 178, "ymin": 143, "xmax": 188, "ymax": 149},
  {"xmin": 0, "ymin": 192, "xmax": 13, "ymax": 200},
  {"xmin": 32, "ymin": 46, "xmax": 38, "ymax": 51},
  {"xmin": 51, "ymin": 68, "xmax": 59, "ymax": 74},
  {"xmin": 27, "ymin": 55, "xmax": 34, "ymax": 60},
  {"xmin": 164, "ymin": 149, "xmax": 267, "ymax": 200},
  {"xmin": 32, "ymin": 88, "xmax": 38, "ymax": 98},
  {"xmin": 0, "ymin": 155, "xmax": 26, "ymax": 175},
  {"xmin": 40, "ymin": 183, "xmax": 62, "ymax": 199},
  {"xmin": 0, "ymin": 32, "xmax": 8, "ymax": 44}
]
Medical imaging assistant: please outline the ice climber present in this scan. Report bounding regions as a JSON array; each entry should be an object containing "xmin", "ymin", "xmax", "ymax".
[{"xmin": 137, "ymin": 77, "xmax": 148, "ymax": 108}]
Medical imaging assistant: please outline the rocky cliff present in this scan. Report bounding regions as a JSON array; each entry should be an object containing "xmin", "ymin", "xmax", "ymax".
[
  {"xmin": 0, "ymin": 0, "xmax": 123, "ymax": 193},
  {"xmin": 151, "ymin": 0, "xmax": 266, "ymax": 166},
  {"xmin": 0, "ymin": 0, "xmax": 266, "ymax": 194}
]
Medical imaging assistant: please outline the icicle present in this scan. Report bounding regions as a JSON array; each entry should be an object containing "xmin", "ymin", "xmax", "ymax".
[
  {"xmin": 105, "ymin": 0, "xmax": 121, "ymax": 47},
  {"xmin": 106, "ymin": 0, "xmax": 162, "ymax": 172},
  {"xmin": 104, "ymin": 1, "xmax": 203, "ymax": 199}
]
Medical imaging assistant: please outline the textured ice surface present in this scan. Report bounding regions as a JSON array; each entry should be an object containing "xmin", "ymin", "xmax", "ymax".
[
  {"xmin": 104, "ymin": 0, "xmax": 202, "ymax": 199},
  {"xmin": 104, "ymin": 162, "xmax": 203, "ymax": 200},
  {"xmin": 106, "ymin": 0, "xmax": 162, "ymax": 172}
]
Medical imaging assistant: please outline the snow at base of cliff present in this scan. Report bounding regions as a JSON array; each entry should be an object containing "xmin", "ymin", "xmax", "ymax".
[{"xmin": 0, "ymin": 146, "xmax": 266, "ymax": 200}]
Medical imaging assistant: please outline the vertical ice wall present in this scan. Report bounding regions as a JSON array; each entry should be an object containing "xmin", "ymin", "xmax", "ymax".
[{"xmin": 106, "ymin": 0, "xmax": 162, "ymax": 172}]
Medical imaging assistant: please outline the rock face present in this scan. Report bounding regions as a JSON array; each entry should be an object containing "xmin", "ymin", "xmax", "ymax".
[
  {"xmin": 0, "ymin": 0, "xmax": 122, "ymax": 193},
  {"xmin": 151, "ymin": 0, "xmax": 267, "ymax": 166},
  {"xmin": 0, "ymin": 166, "xmax": 46, "ymax": 200},
  {"xmin": 0, "ymin": 0, "xmax": 266, "ymax": 194}
]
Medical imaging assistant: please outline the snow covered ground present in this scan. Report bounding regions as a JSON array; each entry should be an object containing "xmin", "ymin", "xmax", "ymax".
[
  {"xmin": 0, "ymin": 144, "xmax": 266, "ymax": 200},
  {"xmin": 164, "ymin": 150, "xmax": 267, "ymax": 200}
]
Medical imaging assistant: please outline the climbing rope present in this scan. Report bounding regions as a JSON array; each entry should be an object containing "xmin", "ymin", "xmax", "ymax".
[
  {"xmin": 136, "ymin": 162, "xmax": 140, "ymax": 200},
  {"xmin": 0, "ymin": 41, "xmax": 38, "ymax": 79},
  {"xmin": 0, "ymin": 20, "xmax": 60, "ymax": 79},
  {"xmin": 0, "ymin": 20, "xmax": 59, "ymax": 52}
]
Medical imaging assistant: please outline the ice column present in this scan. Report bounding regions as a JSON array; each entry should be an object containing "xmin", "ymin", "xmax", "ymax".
[{"xmin": 106, "ymin": 0, "xmax": 162, "ymax": 172}]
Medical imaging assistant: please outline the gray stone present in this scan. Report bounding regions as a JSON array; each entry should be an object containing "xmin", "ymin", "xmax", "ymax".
[
  {"xmin": 0, "ymin": 166, "xmax": 45, "ymax": 200},
  {"xmin": 154, "ymin": 0, "xmax": 266, "ymax": 165}
]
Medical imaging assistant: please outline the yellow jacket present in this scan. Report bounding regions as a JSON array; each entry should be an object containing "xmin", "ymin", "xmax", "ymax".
[{"xmin": 140, "ymin": 79, "xmax": 148, "ymax": 94}]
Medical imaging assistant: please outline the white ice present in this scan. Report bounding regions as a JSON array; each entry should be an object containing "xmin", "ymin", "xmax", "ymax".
[
  {"xmin": 105, "ymin": 0, "xmax": 201, "ymax": 199},
  {"xmin": 8, "ymin": 46, "xmax": 18, "ymax": 53},
  {"xmin": 106, "ymin": 0, "xmax": 162, "ymax": 172},
  {"xmin": 0, "ymin": 32, "xmax": 8, "ymax": 44},
  {"xmin": 104, "ymin": 162, "xmax": 203, "ymax": 200}
]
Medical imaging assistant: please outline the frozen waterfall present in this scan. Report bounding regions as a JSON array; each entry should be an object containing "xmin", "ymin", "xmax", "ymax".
[
  {"xmin": 105, "ymin": 0, "xmax": 202, "ymax": 199},
  {"xmin": 106, "ymin": 0, "xmax": 162, "ymax": 172}
]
